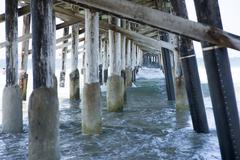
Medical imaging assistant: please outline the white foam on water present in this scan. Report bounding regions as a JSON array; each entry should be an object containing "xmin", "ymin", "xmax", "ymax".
[
  {"xmin": 136, "ymin": 67, "xmax": 164, "ymax": 80},
  {"xmin": 101, "ymin": 84, "xmax": 107, "ymax": 92}
]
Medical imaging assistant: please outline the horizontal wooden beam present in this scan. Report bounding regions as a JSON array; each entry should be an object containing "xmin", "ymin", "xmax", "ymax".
[
  {"xmin": 55, "ymin": 6, "xmax": 173, "ymax": 51},
  {"xmin": 0, "ymin": 5, "xmax": 30, "ymax": 23},
  {"xmin": 104, "ymin": 23, "xmax": 174, "ymax": 50},
  {"xmin": 0, "ymin": 28, "xmax": 85, "ymax": 50},
  {"xmin": 62, "ymin": 0, "xmax": 240, "ymax": 51}
]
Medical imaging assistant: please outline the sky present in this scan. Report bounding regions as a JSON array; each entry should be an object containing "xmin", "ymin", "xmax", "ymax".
[
  {"xmin": 186, "ymin": 0, "xmax": 240, "ymax": 57},
  {"xmin": 0, "ymin": 0, "xmax": 240, "ymax": 58}
]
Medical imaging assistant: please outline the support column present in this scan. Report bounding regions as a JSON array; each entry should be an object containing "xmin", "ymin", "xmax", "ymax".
[
  {"xmin": 126, "ymin": 38, "xmax": 132, "ymax": 86},
  {"xmin": 137, "ymin": 48, "xmax": 143, "ymax": 67},
  {"xmin": 69, "ymin": 23, "xmax": 80, "ymax": 101},
  {"xmin": 82, "ymin": 9, "xmax": 101, "ymax": 134},
  {"xmin": 121, "ymin": 19, "xmax": 127, "ymax": 102},
  {"xmin": 161, "ymin": 33, "xmax": 175, "ymax": 101},
  {"xmin": 170, "ymin": 0, "xmax": 209, "ymax": 133},
  {"xmin": 19, "ymin": 14, "xmax": 30, "ymax": 101},
  {"xmin": 107, "ymin": 17, "xmax": 124, "ymax": 112},
  {"xmin": 102, "ymin": 38, "xmax": 108, "ymax": 84},
  {"xmin": 99, "ymin": 36, "xmax": 104, "ymax": 85},
  {"xmin": 60, "ymin": 27, "xmax": 69, "ymax": 87},
  {"xmin": 174, "ymin": 51, "xmax": 188, "ymax": 108},
  {"xmin": 29, "ymin": 0, "xmax": 59, "ymax": 159},
  {"xmin": 194, "ymin": 0, "xmax": 240, "ymax": 159},
  {"xmin": 52, "ymin": 12, "xmax": 57, "ymax": 92},
  {"xmin": 2, "ymin": 0, "xmax": 22, "ymax": 133},
  {"xmin": 131, "ymin": 42, "xmax": 137, "ymax": 82},
  {"xmin": 125, "ymin": 22, "xmax": 133, "ymax": 87},
  {"xmin": 79, "ymin": 49, "xmax": 85, "ymax": 99}
]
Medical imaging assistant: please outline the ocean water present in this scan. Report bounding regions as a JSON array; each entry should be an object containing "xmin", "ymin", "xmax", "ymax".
[{"xmin": 0, "ymin": 58, "xmax": 239, "ymax": 159}]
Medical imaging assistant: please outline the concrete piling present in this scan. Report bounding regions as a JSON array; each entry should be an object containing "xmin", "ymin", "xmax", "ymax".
[
  {"xmin": 69, "ymin": 69, "xmax": 80, "ymax": 101},
  {"xmin": 107, "ymin": 17, "xmax": 124, "ymax": 112},
  {"xmin": 2, "ymin": 86, "xmax": 23, "ymax": 133},
  {"xmin": 28, "ymin": 87, "xmax": 60, "ymax": 160},
  {"xmin": 29, "ymin": 0, "xmax": 60, "ymax": 159},
  {"xmin": 82, "ymin": 9, "xmax": 102, "ymax": 134},
  {"xmin": 2, "ymin": 0, "xmax": 23, "ymax": 133}
]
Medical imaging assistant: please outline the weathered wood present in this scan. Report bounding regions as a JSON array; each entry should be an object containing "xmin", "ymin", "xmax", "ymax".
[
  {"xmin": 0, "ymin": 5, "xmax": 30, "ymax": 23},
  {"xmin": 170, "ymin": 0, "xmax": 209, "ymax": 133},
  {"xmin": 85, "ymin": 10, "xmax": 99, "ymax": 84},
  {"xmin": 131, "ymin": 42, "xmax": 137, "ymax": 69},
  {"xmin": 56, "ymin": 37, "xmax": 85, "ymax": 50},
  {"xmin": 126, "ymin": 38, "xmax": 132, "ymax": 69},
  {"xmin": 51, "ymin": 12, "xmax": 56, "ymax": 75},
  {"xmin": 137, "ymin": 47, "xmax": 143, "ymax": 66},
  {"xmin": 62, "ymin": 0, "xmax": 240, "ymax": 51},
  {"xmin": 56, "ymin": 19, "xmax": 81, "ymax": 30},
  {"xmin": 104, "ymin": 23, "xmax": 174, "ymax": 51},
  {"xmin": 54, "ymin": 6, "xmax": 173, "ymax": 51},
  {"xmin": 109, "ymin": 17, "xmax": 122, "ymax": 76},
  {"xmin": 69, "ymin": 23, "xmax": 80, "ymax": 101},
  {"xmin": 0, "ymin": 23, "xmax": 84, "ymax": 50},
  {"xmin": 82, "ymin": 9, "xmax": 101, "ymax": 134},
  {"xmin": 121, "ymin": 19, "xmax": 127, "ymax": 70},
  {"xmin": 20, "ymin": 14, "xmax": 31, "ymax": 72},
  {"xmin": 162, "ymin": 33, "xmax": 175, "ymax": 101},
  {"xmin": 71, "ymin": 23, "xmax": 80, "ymax": 71},
  {"xmin": 29, "ymin": 1, "xmax": 59, "ymax": 159},
  {"xmin": 5, "ymin": 0, "xmax": 18, "ymax": 86},
  {"xmin": 61, "ymin": 27, "xmax": 69, "ymax": 72},
  {"xmin": 2, "ymin": 5, "xmax": 170, "ymax": 53},
  {"xmin": 19, "ymin": 14, "xmax": 31, "ymax": 100},
  {"xmin": 60, "ymin": 27, "xmax": 69, "ymax": 87},
  {"xmin": 107, "ymin": 17, "xmax": 124, "ymax": 112},
  {"xmin": 2, "ymin": 0, "xmax": 23, "ymax": 134},
  {"xmin": 101, "ymin": 37, "xmax": 108, "ymax": 84},
  {"xmin": 31, "ymin": 0, "xmax": 54, "ymax": 89},
  {"xmin": 194, "ymin": 0, "xmax": 240, "ymax": 159}
]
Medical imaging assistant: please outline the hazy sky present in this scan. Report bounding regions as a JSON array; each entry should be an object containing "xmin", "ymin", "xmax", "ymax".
[
  {"xmin": 0, "ymin": 0, "xmax": 240, "ymax": 57},
  {"xmin": 186, "ymin": 0, "xmax": 240, "ymax": 57}
]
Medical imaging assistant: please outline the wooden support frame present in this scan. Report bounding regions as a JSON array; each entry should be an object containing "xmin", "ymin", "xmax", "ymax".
[{"xmin": 62, "ymin": 0, "xmax": 240, "ymax": 51}]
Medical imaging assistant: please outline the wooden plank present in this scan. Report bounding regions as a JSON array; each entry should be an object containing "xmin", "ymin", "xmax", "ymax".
[{"xmin": 62, "ymin": 0, "xmax": 240, "ymax": 51}]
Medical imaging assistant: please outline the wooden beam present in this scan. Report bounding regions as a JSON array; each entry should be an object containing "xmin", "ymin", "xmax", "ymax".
[
  {"xmin": 0, "ymin": 25, "xmax": 85, "ymax": 50},
  {"xmin": 54, "ymin": 6, "xmax": 173, "ymax": 51},
  {"xmin": 62, "ymin": 0, "xmax": 240, "ymax": 51},
  {"xmin": 102, "ymin": 22, "xmax": 175, "ymax": 51},
  {"xmin": 0, "ymin": 5, "xmax": 30, "ymax": 23}
]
